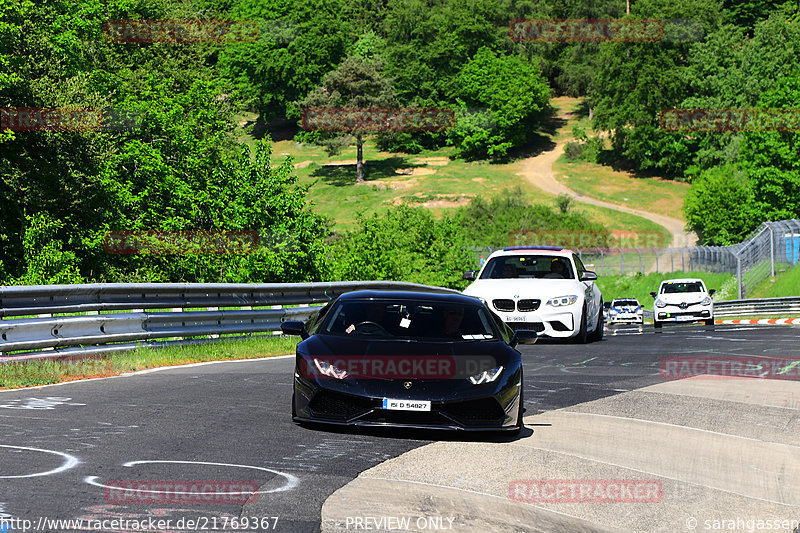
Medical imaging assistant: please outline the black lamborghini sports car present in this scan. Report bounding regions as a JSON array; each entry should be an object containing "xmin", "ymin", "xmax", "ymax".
[{"xmin": 280, "ymin": 290, "xmax": 537, "ymax": 433}]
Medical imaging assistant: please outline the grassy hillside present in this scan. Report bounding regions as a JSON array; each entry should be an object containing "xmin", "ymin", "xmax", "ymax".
[{"xmin": 749, "ymin": 263, "xmax": 800, "ymax": 298}]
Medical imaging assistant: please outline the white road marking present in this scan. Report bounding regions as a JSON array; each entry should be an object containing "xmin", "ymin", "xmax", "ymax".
[
  {"xmin": 0, "ymin": 445, "xmax": 80, "ymax": 478},
  {"xmin": 84, "ymin": 459, "xmax": 299, "ymax": 494}
]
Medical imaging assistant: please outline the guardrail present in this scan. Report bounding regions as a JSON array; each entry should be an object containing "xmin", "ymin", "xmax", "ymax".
[
  {"xmin": 1, "ymin": 283, "xmax": 797, "ymax": 361},
  {"xmin": 714, "ymin": 296, "xmax": 800, "ymax": 317},
  {"xmin": 0, "ymin": 282, "xmax": 459, "ymax": 361},
  {"xmin": 631, "ymin": 298, "xmax": 800, "ymax": 320}
]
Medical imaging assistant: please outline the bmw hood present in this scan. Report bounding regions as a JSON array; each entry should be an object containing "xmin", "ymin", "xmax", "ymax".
[{"xmin": 463, "ymin": 278, "xmax": 581, "ymax": 300}]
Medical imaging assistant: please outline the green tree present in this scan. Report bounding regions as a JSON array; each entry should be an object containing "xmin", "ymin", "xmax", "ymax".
[
  {"xmin": 682, "ymin": 165, "xmax": 756, "ymax": 245},
  {"xmin": 448, "ymin": 48, "xmax": 550, "ymax": 160},
  {"xmin": 328, "ymin": 205, "xmax": 474, "ymax": 289},
  {"xmin": 216, "ymin": 0, "xmax": 353, "ymax": 120},
  {"xmin": 299, "ymin": 55, "xmax": 397, "ymax": 183}
]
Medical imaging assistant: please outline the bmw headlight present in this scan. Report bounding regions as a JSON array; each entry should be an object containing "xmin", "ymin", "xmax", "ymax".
[
  {"xmin": 469, "ymin": 366, "xmax": 504, "ymax": 385},
  {"xmin": 701, "ymin": 296, "xmax": 712, "ymax": 306},
  {"xmin": 655, "ymin": 298, "xmax": 666, "ymax": 308},
  {"xmin": 546, "ymin": 295, "xmax": 578, "ymax": 307},
  {"xmin": 313, "ymin": 358, "xmax": 348, "ymax": 379}
]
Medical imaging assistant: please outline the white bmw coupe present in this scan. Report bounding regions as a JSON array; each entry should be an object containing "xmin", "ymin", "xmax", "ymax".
[{"xmin": 462, "ymin": 246, "xmax": 604, "ymax": 343}]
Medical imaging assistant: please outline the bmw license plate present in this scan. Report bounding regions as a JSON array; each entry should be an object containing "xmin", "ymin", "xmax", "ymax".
[
  {"xmin": 506, "ymin": 315, "xmax": 526, "ymax": 322},
  {"xmin": 382, "ymin": 399, "xmax": 431, "ymax": 411}
]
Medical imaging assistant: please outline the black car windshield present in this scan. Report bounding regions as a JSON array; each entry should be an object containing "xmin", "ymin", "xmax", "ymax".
[
  {"xmin": 479, "ymin": 255, "xmax": 574, "ymax": 280},
  {"xmin": 320, "ymin": 299, "xmax": 498, "ymax": 341},
  {"xmin": 661, "ymin": 282, "xmax": 704, "ymax": 294},
  {"xmin": 613, "ymin": 300, "xmax": 639, "ymax": 306}
]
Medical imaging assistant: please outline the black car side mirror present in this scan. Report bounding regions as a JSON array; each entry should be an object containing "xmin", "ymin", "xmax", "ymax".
[
  {"xmin": 511, "ymin": 329, "xmax": 538, "ymax": 347},
  {"xmin": 462, "ymin": 270, "xmax": 476, "ymax": 281},
  {"xmin": 281, "ymin": 320, "xmax": 309, "ymax": 339},
  {"xmin": 580, "ymin": 270, "xmax": 598, "ymax": 281},
  {"xmin": 649, "ymin": 292, "xmax": 657, "ymax": 299},
  {"xmin": 709, "ymin": 289, "xmax": 716, "ymax": 296}
]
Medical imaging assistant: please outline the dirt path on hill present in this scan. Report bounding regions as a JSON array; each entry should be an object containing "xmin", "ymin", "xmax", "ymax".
[{"xmin": 517, "ymin": 138, "xmax": 697, "ymax": 248}]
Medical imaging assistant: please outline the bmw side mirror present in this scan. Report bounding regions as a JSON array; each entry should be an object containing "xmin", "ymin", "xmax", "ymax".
[
  {"xmin": 709, "ymin": 289, "xmax": 716, "ymax": 296},
  {"xmin": 649, "ymin": 292, "xmax": 657, "ymax": 299},
  {"xmin": 281, "ymin": 320, "xmax": 309, "ymax": 339},
  {"xmin": 579, "ymin": 271, "xmax": 597, "ymax": 281},
  {"xmin": 462, "ymin": 270, "xmax": 476, "ymax": 281},
  {"xmin": 511, "ymin": 329, "xmax": 538, "ymax": 347}
]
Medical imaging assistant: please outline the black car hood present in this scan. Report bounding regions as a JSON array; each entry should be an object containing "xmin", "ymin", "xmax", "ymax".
[{"xmin": 299, "ymin": 334, "xmax": 513, "ymax": 359}]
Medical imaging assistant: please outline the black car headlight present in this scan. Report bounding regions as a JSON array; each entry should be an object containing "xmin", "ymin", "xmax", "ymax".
[
  {"xmin": 469, "ymin": 365, "xmax": 503, "ymax": 385},
  {"xmin": 313, "ymin": 358, "xmax": 348, "ymax": 379}
]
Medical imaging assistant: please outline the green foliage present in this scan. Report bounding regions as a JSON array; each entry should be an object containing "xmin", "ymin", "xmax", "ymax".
[
  {"xmin": 448, "ymin": 48, "xmax": 550, "ymax": 160},
  {"xmin": 327, "ymin": 205, "xmax": 474, "ymax": 289},
  {"xmin": 0, "ymin": 0, "xmax": 329, "ymax": 285},
  {"xmin": 16, "ymin": 213, "xmax": 83, "ymax": 285},
  {"xmin": 683, "ymin": 165, "xmax": 756, "ymax": 245},
  {"xmin": 216, "ymin": 0, "xmax": 353, "ymax": 119},
  {"xmin": 452, "ymin": 188, "xmax": 607, "ymax": 249}
]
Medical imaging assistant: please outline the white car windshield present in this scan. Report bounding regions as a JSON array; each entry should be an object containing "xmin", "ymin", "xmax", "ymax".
[
  {"xmin": 661, "ymin": 282, "xmax": 705, "ymax": 294},
  {"xmin": 480, "ymin": 255, "xmax": 574, "ymax": 280},
  {"xmin": 613, "ymin": 300, "xmax": 639, "ymax": 307}
]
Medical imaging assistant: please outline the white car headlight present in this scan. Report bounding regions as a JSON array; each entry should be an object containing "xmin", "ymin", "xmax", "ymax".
[
  {"xmin": 701, "ymin": 296, "xmax": 712, "ymax": 306},
  {"xmin": 655, "ymin": 298, "xmax": 666, "ymax": 308},
  {"xmin": 546, "ymin": 295, "xmax": 578, "ymax": 307},
  {"xmin": 313, "ymin": 358, "xmax": 348, "ymax": 379},
  {"xmin": 469, "ymin": 366, "xmax": 504, "ymax": 384}
]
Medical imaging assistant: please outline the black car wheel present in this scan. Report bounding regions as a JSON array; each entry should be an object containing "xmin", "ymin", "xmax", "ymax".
[
  {"xmin": 575, "ymin": 304, "xmax": 588, "ymax": 344},
  {"xmin": 654, "ymin": 320, "xmax": 662, "ymax": 331},
  {"xmin": 514, "ymin": 384, "xmax": 524, "ymax": 434},
  {"xmin": 588, "ymin": 302, "xmax": 604, "ymax": 342}
]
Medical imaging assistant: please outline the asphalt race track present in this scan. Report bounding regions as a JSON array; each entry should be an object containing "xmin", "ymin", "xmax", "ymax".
[{"xmin": 0, "ymin": 323, "xmax": 798, "ymax": 533}]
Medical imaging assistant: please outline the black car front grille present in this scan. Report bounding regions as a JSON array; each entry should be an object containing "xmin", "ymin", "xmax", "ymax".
[
  {"xmin": 517, "ymin": 299, "xmax": 541, "ymax": 312},
  {"xmin": 507, "ymin": 321, "xmax": 545, "ymax": 332},
  {"xmin": 308, "ymin": 390, "xmax": 375, "ymax": 420},
  {"xmin": 440, "ymin": 398, "xmax": 506, "ymax": 423},
  {"xmin": 493, "ymin": 299, "xmax": 515, "ymax": 312},
  {"xmin": 360, "ymin": 410, "xmax": 450, "ymax": 426}
]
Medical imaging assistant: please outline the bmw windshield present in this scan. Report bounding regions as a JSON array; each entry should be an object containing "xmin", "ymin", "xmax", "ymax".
[{"xmin": 479, "ymin": 255, "xmax": 575, "ymax": 279}]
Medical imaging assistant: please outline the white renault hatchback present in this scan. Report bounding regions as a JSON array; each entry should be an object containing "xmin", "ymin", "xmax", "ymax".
[
  {"xmin": 462, "ymin": 246, "xmax": 603, "ymax": 343},
  {"xmin": 650, "ymin": 278, "xmax": 715, "ymax": 329}
]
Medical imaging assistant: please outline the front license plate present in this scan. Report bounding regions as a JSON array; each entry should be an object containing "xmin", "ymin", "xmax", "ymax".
[
  {"xmin": 506, "ymin": 315, "xmax": 526, "ymax": 322},
  {"xmin": 382, "ymin": 399, "xmax": 431, "ymax": 411}
]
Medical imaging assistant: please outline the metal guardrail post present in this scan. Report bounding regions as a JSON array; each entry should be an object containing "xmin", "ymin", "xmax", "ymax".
[
  {"xmin": 769, "ymin": 224, "xmax": 775, "ymax": 277},
  {"xmin": 736, "ymin": 254, "xmax": 743, "ymax": 299}
]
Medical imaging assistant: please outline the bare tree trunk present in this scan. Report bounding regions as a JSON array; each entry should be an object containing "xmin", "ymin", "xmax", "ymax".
[
  {"xmin": 356, "ymin": 133, "xmax": 364, "ymax": 183},
  {"xmin": 626, "ymin": 0, "xmax": 630, "ymax": 13}
]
